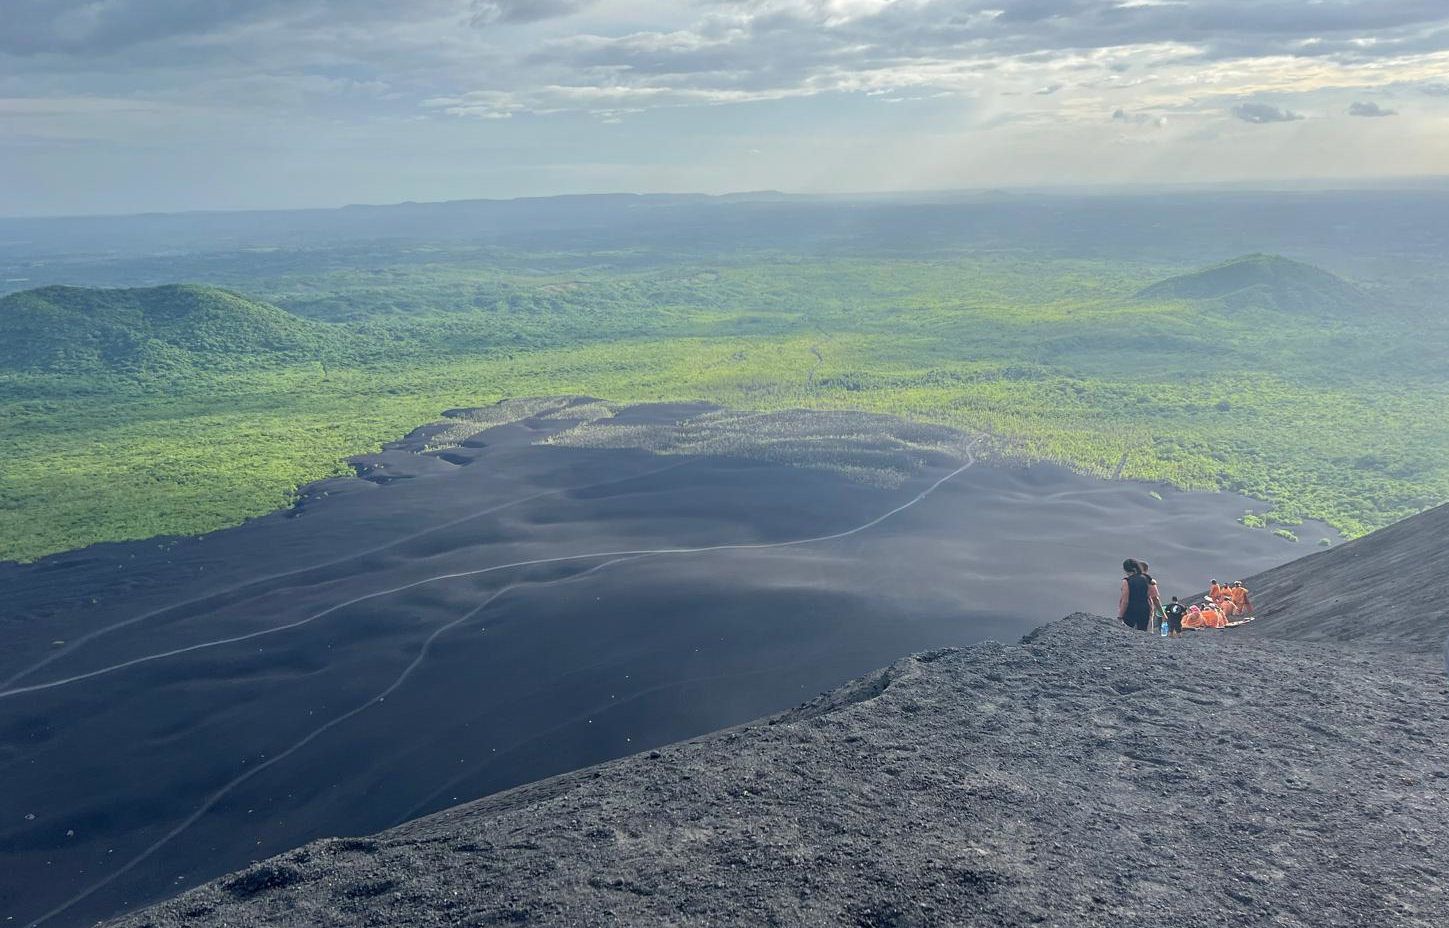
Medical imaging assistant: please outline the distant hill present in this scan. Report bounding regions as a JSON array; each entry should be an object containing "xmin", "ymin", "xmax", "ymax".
[
  {"xmin": 1135, "ymin": 254, "xmax": 1370, "ymax": 314},
  {"xmin": 0, "ymin": 284, "xmax": 326, "ymax": 374}
]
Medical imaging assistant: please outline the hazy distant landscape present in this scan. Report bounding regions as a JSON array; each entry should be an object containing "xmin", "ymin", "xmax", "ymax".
[{"xmin": 3, "ymin": 190, "xmax": 1449, "ymax": 564}]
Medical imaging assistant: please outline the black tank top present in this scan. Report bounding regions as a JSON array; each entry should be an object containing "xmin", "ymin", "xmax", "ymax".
[{"xmin": 1125, "ymin": 573, "xmax": 1151, "ymax": 611}]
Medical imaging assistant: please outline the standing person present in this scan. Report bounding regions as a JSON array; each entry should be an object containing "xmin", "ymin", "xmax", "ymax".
[
  {"xmin": 1119, "ymin": 559, "xmax": 1153, "ymax": 631},
  {"xmin": 1231, "ymin": 581, "xmax": 1252, "ymax": 616},
  {"xmin": 1164, "ymin": 596, "xmax": 1188, "ymax": 638},
  {"xmin": 1138, "ymin": 560, "xmax": 1164, "ymax": 628}
]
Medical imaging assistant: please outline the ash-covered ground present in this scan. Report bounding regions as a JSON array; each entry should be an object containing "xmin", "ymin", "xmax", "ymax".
[
  {"xmin": 0, "ymin": 399, "xmax": 1339, "ymax": 927},
  {"xmin": 108, "ymin": 616, "xmax": 1449, "ymax": 928}
]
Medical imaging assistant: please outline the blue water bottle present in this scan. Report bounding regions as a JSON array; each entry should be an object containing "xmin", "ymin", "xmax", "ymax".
[{"xmin": 1159, "ymin": 611, "xmax": 1169, "ymax": 637}]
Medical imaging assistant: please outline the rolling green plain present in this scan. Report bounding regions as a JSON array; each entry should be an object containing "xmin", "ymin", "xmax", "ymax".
[{"xmin": 4, "ymin": 240, "xmax": 1448, "ymax": 564}]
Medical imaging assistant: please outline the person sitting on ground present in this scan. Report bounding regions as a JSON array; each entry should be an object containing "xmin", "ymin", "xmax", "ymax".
[
  {"xmin": 1182, "ymin": 604, "xmax": 1205, "ymax": 629},
  {"xmin": 1119, "ymin": 558, "xmax": 1154, "ymax": 632},
  {"xmin": 1200, "ymin": 598, "xmax": 1226, "ymax": 629},
  {"xmin": 1164, "ymin": 596, "xmax": 1188, "ymax": 638}
]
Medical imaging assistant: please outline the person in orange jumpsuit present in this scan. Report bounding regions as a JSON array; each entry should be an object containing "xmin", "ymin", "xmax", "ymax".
[
  {"xmin": 1199, "ymin": 599, "xmax": 1226, "ymax": 629},
  {"xmin": 1209, "ymin": 579, "xmax": 1223, "ymax": 600},
  {"xmin": 1231, "ymin": 582, "xmax": 1252, "ymax": 615}
]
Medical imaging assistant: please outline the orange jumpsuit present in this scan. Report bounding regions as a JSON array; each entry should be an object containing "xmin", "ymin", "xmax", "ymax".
[
  {"xmin": 1209, "ymin": 582, "xmax": 1223, "ymax": 600},
  {"xmin": 1230, "ymin": 587, "xmax": 1248, "ymax": 612},
  {"xmin": 1201, "ymin": 606, "xmax": 1226, "ymax": 629}
]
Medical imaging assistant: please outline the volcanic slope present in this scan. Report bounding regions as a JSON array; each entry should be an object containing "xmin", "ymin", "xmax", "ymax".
[
  {"xmin": 1238, "ymin": 498, "xmax": 1449, "ymax": 652},
  {"xmin": 1134, "ymin": 253, "xmax": 1369, "ymax": 315},
  {"xmin": 109, "ymin": 506, "xmax": 1449, "ymax": 928}
]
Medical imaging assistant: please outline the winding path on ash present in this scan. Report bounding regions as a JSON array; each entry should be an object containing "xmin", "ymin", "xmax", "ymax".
[
  {"xmin": 0, "ymin": 402, "xmax": 1330, "ymax": 928},
  {"xmin": 0, "ymin": 458, "xmax": 699, "ymax": 697},
  {"xmin": 1, "ymin": 449, "xmax": 977, "ymax": 705}
]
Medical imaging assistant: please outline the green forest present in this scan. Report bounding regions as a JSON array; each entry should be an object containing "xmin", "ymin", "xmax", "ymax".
[{"xmin": 3, "ymin": 247, "xmax": 1448, "ymax": 563}]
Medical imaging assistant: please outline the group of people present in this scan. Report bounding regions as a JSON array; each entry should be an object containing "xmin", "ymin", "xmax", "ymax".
[
  {"xmin": 1118, "ymin": 558, "xmax": 1255, "ymax": 637},
  {"xmin": 1205, "ymin": 579, "xmax": 1253, "ymax": 621}
]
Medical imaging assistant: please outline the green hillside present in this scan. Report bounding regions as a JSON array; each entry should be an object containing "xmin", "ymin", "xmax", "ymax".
[
  {"xmin": 0, "ymin": 284, "xmax": 328, "ymax": 374},
  {"xmin": 2, "ymin": 252, "xmax": 1447, "ymax": 563},
  {"xmin": 1135, "ymin": 254, "xmax": 1370, "ymax": 315}
]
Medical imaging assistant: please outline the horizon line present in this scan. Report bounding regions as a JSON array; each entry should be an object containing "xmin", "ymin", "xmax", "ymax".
[{"xmin": 4, "ymin": 174, "xmax": 1449, "ymax": 222}]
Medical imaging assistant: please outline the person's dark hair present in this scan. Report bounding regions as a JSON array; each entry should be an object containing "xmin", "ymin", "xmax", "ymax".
[
  {"xmin": 1123, "ymin": 558, "xmax": 1141, "ymax": 575},
  {"xmin": 1171, "ymin": 596, "xmax": 1179, "ymax": 602}
]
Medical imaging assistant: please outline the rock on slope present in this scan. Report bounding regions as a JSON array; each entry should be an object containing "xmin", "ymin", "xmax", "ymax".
[{"xmin": 112, "ymin": 614, "xmax": 1448, "ymax": 928}]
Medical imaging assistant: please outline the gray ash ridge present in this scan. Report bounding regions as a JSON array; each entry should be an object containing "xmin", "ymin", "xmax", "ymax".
[
  {"xmin": 110, "ymin": 514, "xmax": 1449, "ymax": 928},
  {"xmin": 109, "ymin": 620, "xmax": 1449, "ymax": 928}
]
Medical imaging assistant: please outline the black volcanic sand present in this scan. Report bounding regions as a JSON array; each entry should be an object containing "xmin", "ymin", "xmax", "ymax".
[
  {"xmin": 1237, "ymin": 499, "xmax": 1449, "ymax": 653},
  {"xmin": 0, "ymin": 402, "xmax": 1328, "ymax": 927},
  {"xmin": 108, "ymin": 619, "xmax": 1449, "ymax": 928}
]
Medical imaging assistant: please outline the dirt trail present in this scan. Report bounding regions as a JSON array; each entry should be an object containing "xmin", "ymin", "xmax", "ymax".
[{"xmin": 806, "ymin": 330, "xmax": 832, "ymax": 386}]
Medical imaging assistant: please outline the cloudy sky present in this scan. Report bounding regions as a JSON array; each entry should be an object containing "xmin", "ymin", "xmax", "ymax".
[{"xmin": 3, "ymin": 0, "xmax": 1448, "ymax": 215}]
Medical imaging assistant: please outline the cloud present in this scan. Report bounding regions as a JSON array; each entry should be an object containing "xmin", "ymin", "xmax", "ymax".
[
  {"xmin": 3, "ymin": 0, "xmax": 1449, "ymax": 214},
  {"xmin": 1112, "ymin": 107, "xmax": 1167, "ymax": 127},
  {"xmin": 470, "ymin": 0, "xmax": 599, "ymax": 26},
  {"xmin": 1231, "ymin": 102, "xmax": 1304, "ymax": 123},
  {"xmin": 0, "ymin": 0, "xmax": 588, "ymax": 56},
  {"xmin": 1347, "ymin": 100, "xmax": 1397, "ymax": 117},
  {"xmin": 0, "ymin": 0, "xmax": 296, "ymax": 55},
  {"xmin": 508, "ymin": 1, "xmax": 1449, "ymax": 124}
]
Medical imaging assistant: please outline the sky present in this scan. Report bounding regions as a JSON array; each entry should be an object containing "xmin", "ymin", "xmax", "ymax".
[{"xmin": 2, "ymin": 0, "xmax": 1448, "ymax": 216}]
